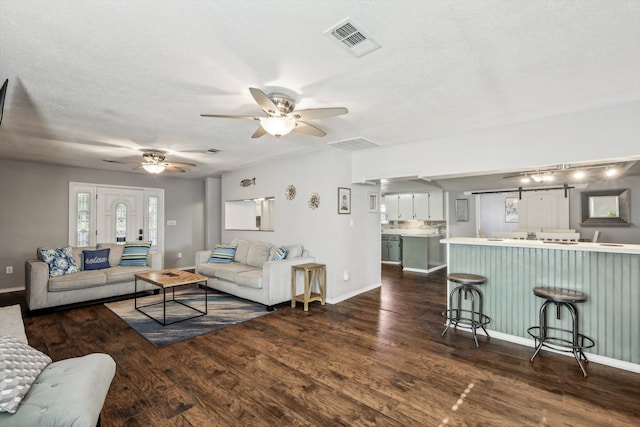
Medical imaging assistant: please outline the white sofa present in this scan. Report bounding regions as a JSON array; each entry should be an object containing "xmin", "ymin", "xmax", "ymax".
[
  {"xmin": 0, "ymin": 304, "xmax": 115, "ymax": 426},
  {"xmin": 25, "ymin": 243, "xmax": 162, "ymax": 311},
  {"xmin": 195, "ymin": 240, "xmax": 315, "ymax": 309}
]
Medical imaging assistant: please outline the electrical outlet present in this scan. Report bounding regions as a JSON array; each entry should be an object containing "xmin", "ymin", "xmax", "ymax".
[
  {"xmin": 177, "ymin": 252, "xmax": 183, "ymax": 259},
  {"xmin": 6, "ymin": 266, "xmax": 13, "ymax": 274}
]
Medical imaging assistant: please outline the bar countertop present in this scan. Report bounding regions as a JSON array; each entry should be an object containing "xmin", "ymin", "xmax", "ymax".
[{"xmin": 442, "ymin": 237, "xmax": 640, "ymax": 255}]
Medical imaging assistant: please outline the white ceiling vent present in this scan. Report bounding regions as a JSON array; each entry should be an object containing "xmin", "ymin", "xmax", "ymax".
[
  {"xmin": 325, "ymin": 18, "xmax": 381, "ymax": 58},
  {"xmin": 327, "ymin": 137, "xmax": 380, "ymax": 151}
]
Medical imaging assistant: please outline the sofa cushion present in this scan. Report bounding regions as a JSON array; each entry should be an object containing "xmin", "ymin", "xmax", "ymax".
[
  {"xmin": 269, "ymin": 246, "xmax": 288, "ymax": 261},
  {"xmin": 97, "ymin": 243, "xmax": 125, "ymax": 266},
  {"xmin": 38, "ymin": 247, "xmax": 80, "ymax": 277},
  {"xmin": 232, "ymin": 239, "xmax": 251, "ymax": 264},
  {"xmin": 0, "ymin": 305, "xmax": 27, "ymax": 345},
  {"xmin": 82, "ymin": 248, "xmax": 110, "ymax": 271},
  {"xmin": 105, "ymin": 265, "xmax": 152, "ymax": 285},
  {"xmin": 0, "ymin": 336, "xmax": 52, "ymax": 414},
  {"xmin": 235, "ymin": 269, "xmax": 264, "ymax": 289},
  {"xmin": 119, "ymin": 242, "xmax": 151, "ymax": 267},
  {"xmin": 197, "ymin": 263, "xmax": 255, "ymax": 282},
  {"xmin": 48, "ymin": 270, "xmax": 107, "ymax": 292},
  {"xmin": 284, "ymin": 244, "xmax": 303, "ymax": 258},
  {"xmin": 0, "ymin": 354, "xmax": 116, "ymax": 427},
  {"xmin": 246, "ymin": 242, "xmax": 273, "ymax": 268},
  {"xmin": 208, "ymin": 244, "xmax": 237, "ymax": 264}
]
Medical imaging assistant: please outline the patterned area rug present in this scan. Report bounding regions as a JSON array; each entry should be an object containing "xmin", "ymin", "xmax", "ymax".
[{"xmin": 105, "ymin": 287, "xmax": 273, "ymax": 347}]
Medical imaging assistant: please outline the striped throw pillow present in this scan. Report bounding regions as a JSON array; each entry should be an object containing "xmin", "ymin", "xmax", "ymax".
[
  {"xmin": 119, "ymin": 242, "xmax": 151, "ymax": 267},
  {"xmin": 271, "ymin": 247, "xmax": 288, "ymax": 261},
  {"xmin": 208, "ymin": 244, "xmax": 237, "ymax": 264}
]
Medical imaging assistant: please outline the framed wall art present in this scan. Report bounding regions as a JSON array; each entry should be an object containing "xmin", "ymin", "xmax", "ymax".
[
  {"xmin": 455, "ymin": 199, "xmax": 469, "ymax": 222},
  {"xmin": 338, "ymin": 187, "xmax": 351, "ymax": 214},
  {"xmin": 505, "ymin": 196, "xmax": 519, "ymax": 223}
]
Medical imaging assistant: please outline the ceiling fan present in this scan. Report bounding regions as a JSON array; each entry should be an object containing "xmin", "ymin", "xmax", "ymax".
[
  {"xmin": 135, "ymin": 151, "xmax": 196, "ymax": 174},
  {"xmin": 201, "ymin": 87, "xmax": 348, "ymax": 139},
  {"xmin": 104, "ymin": 150, "xmax": 196, "ymax": 174}
]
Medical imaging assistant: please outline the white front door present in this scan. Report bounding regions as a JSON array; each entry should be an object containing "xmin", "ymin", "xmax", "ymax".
[{"xmin": 96, "ymin": 187, "xmax": 144, "ymax": 244}]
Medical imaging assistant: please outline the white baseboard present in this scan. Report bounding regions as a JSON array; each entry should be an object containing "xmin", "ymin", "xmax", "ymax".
[
  {"xmin": 447, "ymin": 324, "xmax": 640, "ymax": 373},
  {"xmin": 326, "ymin": 282, "xmax": 381, "ymax": 305},
  {"xmin": 0, "ymin": 286, "xmax": 25, "ymax": 294}
]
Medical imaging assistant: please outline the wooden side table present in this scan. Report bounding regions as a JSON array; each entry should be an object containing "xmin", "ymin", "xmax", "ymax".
[{"xmin": 291, "ymin": 263, "xmax": 326, "ymax": 311}]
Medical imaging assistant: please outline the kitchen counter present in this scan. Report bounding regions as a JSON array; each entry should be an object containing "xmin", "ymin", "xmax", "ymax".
[
  {"xmin": 401, "ymin": 235, "xmax": 446, "ymax": 273},
  {"xmin": 442, "ymin": 237, "xmax": 640, "ymax": 372}
]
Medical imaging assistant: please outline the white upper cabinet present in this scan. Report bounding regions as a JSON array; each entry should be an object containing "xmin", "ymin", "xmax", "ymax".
[
  {"xmin": 384, "ymin": 195, "xmax": 399, "ymax": 220},
  {"xmin": 383, "ymin": 189, "xmax": 445, "ymax": 221},
  {"xmin": 428, "ymin": 189, "xmax": 444, "ymax": 220},
  {"xmin": 413, "ymin": 193, "xmax": 429, "ymax": 219},
  {"xmin": 398, "ymin": 194, "xmax": 413, "ymax": 220}
]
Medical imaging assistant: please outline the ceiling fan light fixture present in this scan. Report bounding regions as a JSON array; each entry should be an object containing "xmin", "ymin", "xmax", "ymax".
[
  {"xmin": 259, "ymin": 116, "xmax": 296, "ymax": 138},
  {"xmin": 142, "ymin": 163, "xmax": 166, "ymax": 174}
]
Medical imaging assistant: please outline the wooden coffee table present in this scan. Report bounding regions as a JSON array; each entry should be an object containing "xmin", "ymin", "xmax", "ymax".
[{"xmin": 134, "ymin": 269, "xmax": 208, "ymax": 326}]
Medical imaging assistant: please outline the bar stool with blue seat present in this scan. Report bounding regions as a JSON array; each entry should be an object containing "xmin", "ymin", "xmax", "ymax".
[
  {"xmin": 441, "ymin": 273, "xmax": 491, "ymax": 347},
  {"xmin": 527, "ymin": 287, "xmax": 595, "ymax": 377}
]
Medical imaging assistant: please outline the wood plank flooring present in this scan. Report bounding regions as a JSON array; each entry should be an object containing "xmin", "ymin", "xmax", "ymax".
[{"xmin": 3, "ymin": 264, "xmax": 639, "ymax": 426}]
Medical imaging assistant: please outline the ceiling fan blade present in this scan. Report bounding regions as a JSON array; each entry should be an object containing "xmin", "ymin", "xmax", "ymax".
[
  {"xmin": 293, "ymin": 121, "xmax": 326, "ymax": 137},
  {"xmin": 251, "ymin": 126, "xmax": 267, "ymax": 139},
  {"xmin": 249, "ymin": 87, "xmax": 279, "ymax": 115},
  {"xmin": 200, "ymin": 114, "xmax": 257, "ymax": 120},
  {"xmin": 164, "ymin": 166, "xmax": 186, "ymax": 173},
  {"xmin": 290, "ymin": 107, "xmax": 348, "ymax": 121},
  {"xmin": 166, "ymin": 161, "xmax": 196, "ymax": 168}
]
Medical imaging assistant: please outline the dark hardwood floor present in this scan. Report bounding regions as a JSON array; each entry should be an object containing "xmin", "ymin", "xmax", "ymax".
[{"xmin": 2, "ymin": 264, "xmax": 639, "ymax": 426}]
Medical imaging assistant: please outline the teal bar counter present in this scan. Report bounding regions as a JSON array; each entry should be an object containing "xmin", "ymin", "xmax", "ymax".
[{"xmin": 442, "ymin": 237, "xmax": 640, "ymax": 372}]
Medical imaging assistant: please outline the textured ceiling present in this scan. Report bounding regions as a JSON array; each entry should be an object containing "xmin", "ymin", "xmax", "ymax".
[{"xmin": 1, "ymin": 1, "xmax": 639, "ymax": 181}]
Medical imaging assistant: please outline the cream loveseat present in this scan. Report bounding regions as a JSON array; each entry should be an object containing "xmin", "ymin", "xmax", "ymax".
[
  {"xmin": 195, "ymin": 240, "xmax": 315, "ymax": 309},
  {"xmin": 0, "ymin": 304, "xmax": 115, "ymax": 426},
  {"xmin": 25, "ymin": 243, "xmax": 162, "ymax": 311}
]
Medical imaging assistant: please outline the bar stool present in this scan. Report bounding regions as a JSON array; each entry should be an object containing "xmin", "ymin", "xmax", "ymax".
[
  {"xmin": 441, "ymin": 273, "xmax": 490, "ymax": 347},
  {"xmin": 527, "ymin": 287, "xmax": 595, "ymax": 377}
]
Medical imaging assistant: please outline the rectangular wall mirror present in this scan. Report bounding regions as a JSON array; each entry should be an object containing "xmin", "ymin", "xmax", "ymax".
[
  {"xmin": 580, "ymin": 189, "xmax": 630, "ymax": 226},
  {"xmin": 225, "ymin": 197, "xmax": 275, "ymax": 231}
]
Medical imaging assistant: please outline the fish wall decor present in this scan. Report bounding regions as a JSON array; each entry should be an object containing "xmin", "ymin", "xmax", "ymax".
[{"xmin": 240, "ymin": 178, "xmax": 256, "ymax": 187}]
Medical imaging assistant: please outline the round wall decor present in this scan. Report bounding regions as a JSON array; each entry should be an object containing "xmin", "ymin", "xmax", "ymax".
[
  {"xmin": 308, "ymin": 192, "xmax": 320, "ymax": 209},
  {"xmin": 285, "ymin": 185, "xmax": 296, "ymax": 200}
]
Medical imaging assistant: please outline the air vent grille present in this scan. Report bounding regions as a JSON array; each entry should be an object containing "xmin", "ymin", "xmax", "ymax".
[
  {"xmin": 327, "ymin": 137, "xmax": 379, "ymax": 151},
  {"xmin": 326, "ymin": 18, "xmax": 381, "ymax": 57}
]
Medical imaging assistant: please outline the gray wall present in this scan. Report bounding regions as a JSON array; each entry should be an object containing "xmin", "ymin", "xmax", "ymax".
[
  {"xmin": 446, "ymin": 191, "xmax": 477, "ymax": 237},
  {"xmin": 0, "ymin": 158, "xmax": 205, "ymax": 292}
]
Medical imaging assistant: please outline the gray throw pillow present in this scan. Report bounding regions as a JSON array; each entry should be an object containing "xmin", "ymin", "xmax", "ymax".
[{"xmin": 0, "ymin": 336, "xmax": 52, "ymax": 414}]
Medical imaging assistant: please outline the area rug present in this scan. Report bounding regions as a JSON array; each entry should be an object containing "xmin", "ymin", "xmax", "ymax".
[{"xmin": 105, "ymin": 287, "xmax": 274, "ymax": 347}]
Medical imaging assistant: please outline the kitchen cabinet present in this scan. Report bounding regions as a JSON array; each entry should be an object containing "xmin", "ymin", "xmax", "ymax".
[
  {"xmin": 402, "ymin": 235, "xmax": 446, "ymax": 271},
  {"xmin": 384, "ymin": 191, "xmax": 444, "ymax": 221},
  {"xmin": 413, "ymin": 193, "xmax": 429, "ymax": 219},
  {"xmin": 384, "ymin": 195, "xmax": 399, "ymax": 221},
  {"xmin": 428, "ymin": 190, "xmax": 444, "ymax": 221},
  {"xmin": 398, "ymin": 194, "xmax": 413, "ymax": 220},
  {"xmin": 381, "ymin": 234, "xmax": 401, "ymax": 262}
]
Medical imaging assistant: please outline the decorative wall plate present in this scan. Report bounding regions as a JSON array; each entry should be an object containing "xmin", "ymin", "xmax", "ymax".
[
  {"xmin": 285, "ymin": 185, "xmax": 296, "ymax": 200},
  {"xmin": 308, "ymin": 192, "xmax": 320, "ymax": 209}
]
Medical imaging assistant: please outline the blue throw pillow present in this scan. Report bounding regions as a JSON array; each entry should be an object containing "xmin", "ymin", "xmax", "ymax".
[
  {"xmin": 208, "ymin": 244, "xmax": 237, "ymax": 264},
  {"xmin": 82, "ymin": 248, "xmax": 110, "ymax": 271},
  {"xmin": 119, "ymin": 242, "xmax": 151, "ymax": 267},
  {"xmin": 39, "ymin": 246, "xmax": 79, "ymax": 277},
  {"xmin": 271, "ymin": 247, "xmax": 288, "ymax": 261}
]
